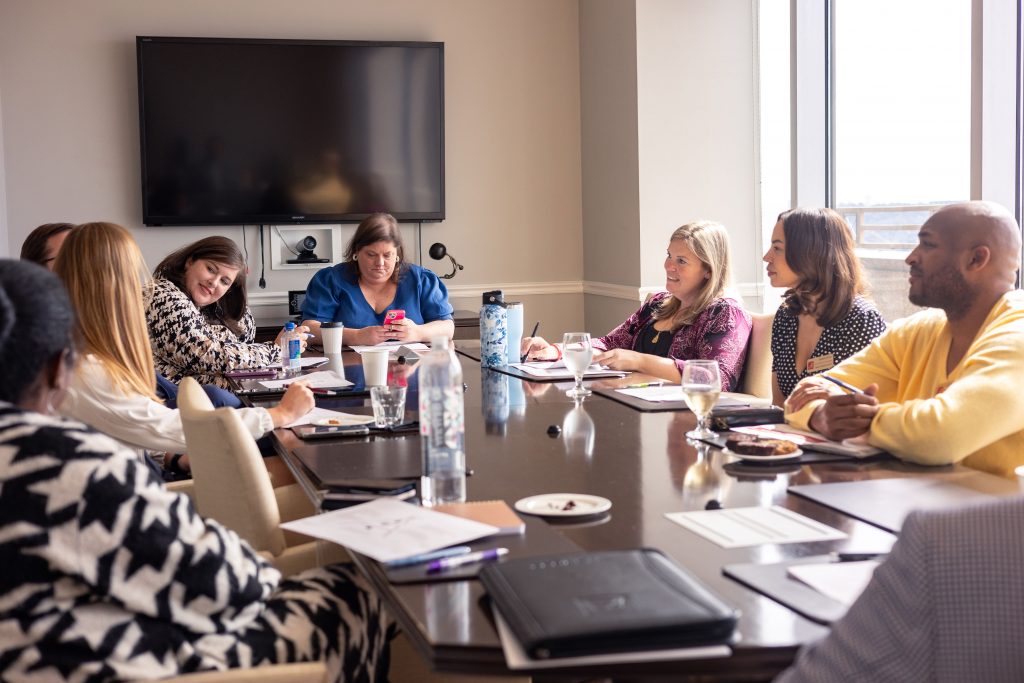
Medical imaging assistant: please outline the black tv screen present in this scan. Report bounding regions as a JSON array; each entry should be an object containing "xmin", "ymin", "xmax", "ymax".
[{"xmin": 137, "ymin": 37, "xmax": 444, "ymax": 226}]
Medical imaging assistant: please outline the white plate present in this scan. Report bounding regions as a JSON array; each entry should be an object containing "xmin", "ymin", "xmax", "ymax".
[
  {"xmin": 315, "ymin": 414, "xmax": 375, "ymax": 427},
  {"xmin": 721, "ymin": 446, "xmax": 804, "ymax": 464},
  {"xmin": 514, "ymin": 493, "xmax": 612, "ymax": 518}
]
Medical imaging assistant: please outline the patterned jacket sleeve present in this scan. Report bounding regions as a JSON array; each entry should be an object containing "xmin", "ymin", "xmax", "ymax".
[
  {"xmin": 46, "ymin": 426, "xmax": 280, "ymax": 634},
  {"xmin": 592, "ymin": 299, "xmax": 656, "ymax": 352},
  {"xmin": 146, "ymin": 279, "xmax": 280, "ymax": 379},
  {"xmin": 673, "ymin": 300, "xmax": 751, "ymax": 391}
]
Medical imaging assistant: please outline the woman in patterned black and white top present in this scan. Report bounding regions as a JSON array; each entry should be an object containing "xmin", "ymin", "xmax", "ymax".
[
  {"xmin": 763, "ymin": 208, "xmax": 886, "ymax": 406},
  {"xmin": 0, "ymin": 259, "xmax": 393, "ymax": 682},
  {"xmin": 146, "ymin": 237, "xmax": 310, "ymax": 388}
]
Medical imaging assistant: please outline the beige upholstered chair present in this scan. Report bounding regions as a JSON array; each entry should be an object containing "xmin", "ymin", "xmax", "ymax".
[
  {"xmin": 176, "ymin": 377, "xmax": 320, "ymax": 576},
  {"xmin": 162, "ymin": 662, "xmax": 327, "ymax": 682},
  {"xmin": 740, "ymin": 311, "xmax": 775, "ymax": 400}
]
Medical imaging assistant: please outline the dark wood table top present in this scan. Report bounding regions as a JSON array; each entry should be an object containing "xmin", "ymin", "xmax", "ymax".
[{"xmin": 253, "ymin": 348, "xmax": 993, "ymax": 680}]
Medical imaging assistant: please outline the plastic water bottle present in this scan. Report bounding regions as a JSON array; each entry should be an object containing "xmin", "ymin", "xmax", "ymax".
[
  {"xmin": 281, "ymin": 322, "xmax": 302, "ymax": 375},
  {"xmin": 419, "ymin": 336, "xmax": 466, "ymax": 506}
]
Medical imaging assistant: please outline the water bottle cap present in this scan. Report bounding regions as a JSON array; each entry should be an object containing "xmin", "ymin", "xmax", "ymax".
[
  {"xmin": 284, "ymin": 322, "xmax": 296, "ymax": 330},
  {"xmin": 482, "ymin": 290, "xmax": 505, "ymax": 307}
]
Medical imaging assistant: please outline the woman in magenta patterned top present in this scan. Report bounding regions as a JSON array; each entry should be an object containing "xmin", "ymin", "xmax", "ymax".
[{"xmin": 522, "ymin": 221, "xmax": 751, "ymax": 390}]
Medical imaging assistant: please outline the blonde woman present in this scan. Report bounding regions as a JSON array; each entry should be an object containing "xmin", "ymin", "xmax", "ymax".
[
  {"xmin": 522, "ymin": 221, "xmax": 752, "ymax": 389},
  {"xmin": 55, "ymin": 222, "xmax": 313, "ymax": 458}
]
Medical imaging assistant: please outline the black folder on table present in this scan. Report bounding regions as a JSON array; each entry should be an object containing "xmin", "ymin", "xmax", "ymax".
[
  {"xmin": 292, "ymin": 435, "xmax": 422, "ymax": 488},
  {"xmin": 479, "ymin": 548, "xmax": 737, "ymax": 659},
  {"xmin": 591, "ymin": 386, "xmax": 754, "ymax": 413}
]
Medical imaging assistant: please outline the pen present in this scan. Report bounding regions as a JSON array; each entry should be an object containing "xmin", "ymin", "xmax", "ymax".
[
  {"xmin": 820, "ymin": 374, "xmax": 865, "ymax": 395},
  {"xmin": 427, "ymin": 547, "xmax": 508, "ymax": 573},
  {"xmin": 384, "ymin": 545, "xmax": 472, "ymax": 568},
  {"xmin": 624, "ymin": 381, "xmax": 666, "ymax": 389},
  {"xmin": 310, "ymin": 388, "xmax": 341, "ymax": 396},
  {"xmin": 521, "ymin": 322, "xmax": 541, "ymax": 363},
  {"xmin": 831, "ymin": 552, "xmax": 887, "ymax": 563}
]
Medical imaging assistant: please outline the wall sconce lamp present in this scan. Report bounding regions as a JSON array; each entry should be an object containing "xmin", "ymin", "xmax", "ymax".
[{"xmin": 429, "ymin": 242, "xmax": 464, "ymax": 279}]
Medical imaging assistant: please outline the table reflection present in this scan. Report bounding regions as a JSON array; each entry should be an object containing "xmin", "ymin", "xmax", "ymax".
[{"xmin": 562, "ymin": 397, "xmax": 595, "ymax": 458}]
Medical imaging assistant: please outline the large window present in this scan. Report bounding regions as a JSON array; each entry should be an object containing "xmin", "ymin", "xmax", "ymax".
[
  {"xmin": 769, "ymin": 0, "xmax": 1020, "ymax": 322},
  {"xmin": 833, "ymin": 0, "xmax": 972, "ymax": 320}
]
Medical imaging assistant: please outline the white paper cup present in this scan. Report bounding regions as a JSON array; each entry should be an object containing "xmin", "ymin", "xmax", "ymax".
[
  {"xmin": 320, "ymin": 323, "xmax": 344, "ymax": 355},
  {"xmin": 361, "ymin": 349, "xmax": 389, "ymax": 386},
  {"xmin": 1016, "ymin": 465, "xmax": 1024, "ymax": 493}
]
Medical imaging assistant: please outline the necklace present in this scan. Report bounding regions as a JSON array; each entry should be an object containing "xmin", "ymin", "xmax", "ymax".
[{"xmin": 652, "ymin": 327, "xmax": 663, "ymax": 344}]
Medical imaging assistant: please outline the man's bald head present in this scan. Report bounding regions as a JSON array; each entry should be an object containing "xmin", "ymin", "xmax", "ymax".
[{"xmin": 925, "ymin": 201, "xmax": 1021, "ymax": 280}]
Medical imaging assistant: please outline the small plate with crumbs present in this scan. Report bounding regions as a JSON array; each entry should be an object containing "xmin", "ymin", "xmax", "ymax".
[{"xmin": 514, "ymin": 493, "xmax": 612, "ymax": 518}]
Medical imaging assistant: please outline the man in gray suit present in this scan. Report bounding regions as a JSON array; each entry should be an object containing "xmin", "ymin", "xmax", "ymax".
[{"xmin": 776, "ymin": 496, "xmax": 1024, "ymax": 682}]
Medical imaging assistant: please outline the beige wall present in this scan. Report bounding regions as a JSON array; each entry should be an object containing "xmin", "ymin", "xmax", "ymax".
[
  {"xmin": 0, "ymin": 0, "xmax": 586, "ymax": 334},
  {"xmin": 636, "ymin": 0, "xmax": 758, "ymax": 290}
]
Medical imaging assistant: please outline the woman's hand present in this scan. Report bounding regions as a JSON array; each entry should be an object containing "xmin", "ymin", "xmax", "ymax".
[
  {"xmin": 268, "ymin": 380, "xmax": 315, "ymax": 428},
  {"xmin": 273, "ymin": 324, "xmax": 310, "ymax": 353},
  {"xmin": 386, "ymin": 316, "xmax": 419, "ymax": 342},
  {"xmin": 593, "ymin": 348, "xmax": 643, "ymax": 371},
  {"xmin": 521, "ymin": 336, "xmax": 558, "ymax": 361}
]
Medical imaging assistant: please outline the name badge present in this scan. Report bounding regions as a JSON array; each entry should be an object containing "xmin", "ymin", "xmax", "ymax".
[{"xmin": 806, "ymin": 353, "xmax": 835, "ymax": 372}]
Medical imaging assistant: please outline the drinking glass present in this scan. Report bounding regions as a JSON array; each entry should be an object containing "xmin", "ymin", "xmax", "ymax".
[
  {"xmin": 681, "ymin": 360, "xmax": 721, "ymax": 439},
  {"xmin": 562, "ymin": 332, "xmax": 593, "ymax": 398},
  {"xmin": 370, "ymin": 385, "xmax": 407, "ymax": 428}
]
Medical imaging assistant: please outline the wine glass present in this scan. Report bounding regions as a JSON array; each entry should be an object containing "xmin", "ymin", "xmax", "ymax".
[
  {"xmin": 681, "ymin": 360, "xmax": 721, "ymax": 439},
  {"xmin": 561, "ymin": 332, "xmax": 593, "ymax": 398}
]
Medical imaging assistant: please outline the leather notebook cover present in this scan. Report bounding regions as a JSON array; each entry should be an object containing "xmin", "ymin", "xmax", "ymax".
[{"xmin": 479, "ymin": 548, "xmax": 737, "ymax": 659}]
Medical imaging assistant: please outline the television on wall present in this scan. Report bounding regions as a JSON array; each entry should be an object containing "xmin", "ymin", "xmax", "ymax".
[{"xmin": 136, "ymin": 37, "xmax": 445, "ymax": 226}]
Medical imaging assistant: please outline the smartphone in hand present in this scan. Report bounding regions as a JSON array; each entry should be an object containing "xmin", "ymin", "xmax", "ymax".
[{"xmin": 384, "ymin": 309, "xmax": 406, "ymax": 325}]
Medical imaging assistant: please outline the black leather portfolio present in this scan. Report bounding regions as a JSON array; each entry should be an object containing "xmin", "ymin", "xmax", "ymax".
[{"xmin": 479, "ymin": 548, "xmax": 737, "ymax": 659}]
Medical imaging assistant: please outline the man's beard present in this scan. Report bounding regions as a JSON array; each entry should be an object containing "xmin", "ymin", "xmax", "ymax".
[{"xmin": 909, "ymin": 268, "xmax": 975, "ymax": 320}]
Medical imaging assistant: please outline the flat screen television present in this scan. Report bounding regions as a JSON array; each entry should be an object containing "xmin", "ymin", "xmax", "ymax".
[{"xmin": 136, "ymin": 37, "xmax": 444, "ymax": 226}]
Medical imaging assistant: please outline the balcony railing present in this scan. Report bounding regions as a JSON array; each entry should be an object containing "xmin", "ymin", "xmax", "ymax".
[{"xmin": 838, "ymin": 202, "xmax": 949, "ymax": 250}]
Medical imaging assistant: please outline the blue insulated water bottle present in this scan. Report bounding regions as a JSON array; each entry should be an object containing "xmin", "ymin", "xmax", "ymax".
[{"xmin": 479, "ymin": 290, "xmax": 508, "ymax": 368}]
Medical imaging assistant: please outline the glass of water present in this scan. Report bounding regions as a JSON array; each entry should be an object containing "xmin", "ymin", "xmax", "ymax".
[
  {"xmin": 370, "ymin": 385, "xmax": 407, "ymax": 428},
  {"xmin": 562, "ymin": 332, "xmax": 594, "ymax": 398},
  {"xmin": 681, "ymin": 360, "xmax": 721, "ymax": 439}
]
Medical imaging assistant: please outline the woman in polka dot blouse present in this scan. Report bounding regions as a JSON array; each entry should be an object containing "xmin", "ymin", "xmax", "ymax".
[{"xmin": 763, "ymin": 208, "xmax": 886, "ymax": 406}]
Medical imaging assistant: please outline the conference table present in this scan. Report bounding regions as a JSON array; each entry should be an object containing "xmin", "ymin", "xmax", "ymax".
[{"xmin": 245, "ymin": 345, "xmax": 1012, "ymax": 681}]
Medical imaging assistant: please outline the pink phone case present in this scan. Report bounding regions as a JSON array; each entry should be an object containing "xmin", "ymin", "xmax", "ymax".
[{"xmin": 384, "ymin": 309, "xmax": 406, "ymax": 324}]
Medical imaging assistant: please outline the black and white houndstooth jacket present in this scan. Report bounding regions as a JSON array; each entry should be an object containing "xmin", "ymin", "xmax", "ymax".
[
  {"xmin": 145, "ymin": 277, "xmax": 280, "ymax": 388},
  {"xmin": 0, "ymin": 404, "xmax": 281, "ymax": 680}
]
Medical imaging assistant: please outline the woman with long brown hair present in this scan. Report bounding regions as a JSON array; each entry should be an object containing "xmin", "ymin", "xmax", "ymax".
[
  {"xmin": 57, "ymin": 223, "xmax": 313, "ymax": 457},
  {"xmin": 763, "ymin": 208, "xmax": 886, "ymax": 406},
  {"xmin": 146, "ymin": 236, "xmax": 306, "ymax": 387}
]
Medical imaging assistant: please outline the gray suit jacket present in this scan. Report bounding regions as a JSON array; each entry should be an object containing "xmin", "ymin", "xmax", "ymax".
[{"xmin": 776, "ymin": 495, "xmax": 1024, "ymax": 682}]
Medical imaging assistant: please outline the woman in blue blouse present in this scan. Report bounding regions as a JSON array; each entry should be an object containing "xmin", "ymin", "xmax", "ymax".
[{"xmin": 301, "ymin": 213, "xmax": 454, "ymax": 346}]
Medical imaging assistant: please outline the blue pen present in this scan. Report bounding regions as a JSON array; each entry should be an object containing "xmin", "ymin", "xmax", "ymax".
[
  {"xmin": 384, "ymin": 545, "xmax": 472, "ymax": 569},
  {"xmin": 820, "ymin": 374, "xmax": 865, "ymax": 395}
]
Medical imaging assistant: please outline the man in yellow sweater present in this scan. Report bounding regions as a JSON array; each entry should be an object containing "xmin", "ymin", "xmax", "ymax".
[{"xmin": 785, "ymin": 201, "xmax": 1024, "ymax": 478}]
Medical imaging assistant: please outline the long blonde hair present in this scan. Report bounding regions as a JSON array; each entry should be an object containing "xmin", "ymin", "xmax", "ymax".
[
  {"xmin": 54, "ymin": 222, "xmax": 159, "ymax": 401},
  {"xmin": 653, "ymin": 220, "xmax": 731, "ymax": 326}
]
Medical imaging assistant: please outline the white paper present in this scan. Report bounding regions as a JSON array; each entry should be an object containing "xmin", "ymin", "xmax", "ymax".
[
  {"xmin": 259, "ymin": 370, "xmax": 352, "ymax": 390},
  {"xmin": 492, "ymin": 610, "xmax": 730, "ymax": 670},
  {"xmin": 279, "ymin": 498, "xmax": 499, "ymax": 563},
  {"xmin": 787, "ymin": 561, "xmax": 880, "ymax": 606},
  {"xmin": 299, "ymin": 356, "xmax": 329, "ymax": 368},
  {"xmin": 731, "ymin": 424, "xmax": 882, "ymax": 458},
  {"xmin": 509, "ymin": 362, "xmax": 625, "ymax": 379},
  {"xmin": 283, "ymin": 407, "xmax": 371, "ymax": 429},
  {"xmin": 617, "ymin": 386, "xmax": 760, "ymax": 407},
  {"xmin": 349, "ymin": 342, "xmax": 430, "ymax": 354},
  {"xmin": 665, "ymin": 505, "xmax": 847, "ymax": 549}
]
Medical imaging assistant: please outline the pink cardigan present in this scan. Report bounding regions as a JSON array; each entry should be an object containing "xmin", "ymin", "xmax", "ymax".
[{"xmin": 592, "ymin": 292, "xmax": 751, "ymax": 391}]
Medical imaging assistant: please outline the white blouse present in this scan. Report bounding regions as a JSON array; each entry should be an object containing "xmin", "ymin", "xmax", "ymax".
[{"xmin": 60, "ymin": 354, "xmax": 273, "ymax": 454}]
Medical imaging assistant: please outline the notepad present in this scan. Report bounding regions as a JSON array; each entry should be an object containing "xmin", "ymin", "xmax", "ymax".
[{"xmin": 433, "ymin": 500, "xmax": 526, "ymax": 536}]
